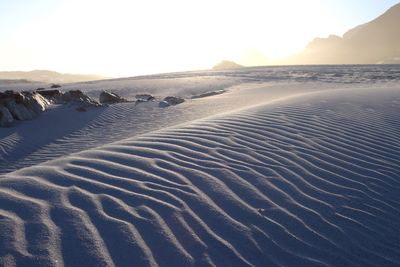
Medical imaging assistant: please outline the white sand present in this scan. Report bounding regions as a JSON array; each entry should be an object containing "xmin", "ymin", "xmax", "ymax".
[{"xmin": 0, "ymin": 66, "xmax": 400, "ymax": 266}]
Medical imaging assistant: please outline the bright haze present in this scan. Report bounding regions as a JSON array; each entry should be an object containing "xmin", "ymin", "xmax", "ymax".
[{"xmin": 0, "ymin": 0, "xmax": 399, "ymax": 77}]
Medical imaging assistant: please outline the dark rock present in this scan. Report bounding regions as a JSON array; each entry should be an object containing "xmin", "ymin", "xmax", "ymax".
[
  {"xmin": 99, "ymin": 91, "xmax": 128, "ymax": 104},
  {"xmin": 50, "ymin": 84, "xmax": 62, "ymax": 88},
  {"xmin": 13, "ymin": 92, "xmax": 25, "ymax": 104},
  {"xmin": 159, "ymin": 96, "xmax": 185, "ymax": 107},
  {"xmin": 68, "ymin": 90, "xmax": 83, "ymax": 97},
  {"xmin": 191, "ymin": 89, "xmax": 226, "ymax": 99},
  {"xmin": 36, "ymin": 89, "xmax": 62, "ymax": 101},
  {"xmin": 62, "ymin": 90, "xmax": 101, "ymax": 107},
  {"xmin": 76, "ymin": 106, "xmax": 87, "ymax": 112},
  {"xmin": 0, "ymin": 91, "xmax": 20, "ymax": 104},
  {"xmin": 135, "ymin": 94, "xmax": 155, "ymax": 102}
]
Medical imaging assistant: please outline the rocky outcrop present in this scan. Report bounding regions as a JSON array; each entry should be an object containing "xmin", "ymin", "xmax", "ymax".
[
  {"xmin": 99, "ymin": 91, "xmax": 128, "ymax": 104},
  {"xmin": 0, "ymin": 90, "xmax": 50, "ymax": 127},
  {"xmin": 37, "ymin": 89, "xmax": 101, "ymax": 109},
  {"xmin": 0, "ymin": 89, "xmax": 104, "ymax": 126},
  {"xmin": 159, "ymin": 96, "xmax": 185, "ymax": 107}
]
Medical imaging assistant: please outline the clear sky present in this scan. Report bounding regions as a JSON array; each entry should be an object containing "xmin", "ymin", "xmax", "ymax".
[{"xmin": 0, "ymin": 0, "xmax": 399, "ymax": 77}]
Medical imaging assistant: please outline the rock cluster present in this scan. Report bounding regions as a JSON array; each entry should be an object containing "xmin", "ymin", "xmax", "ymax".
[
  {"xmin": 0, "ymin": 89, "xmax": 104, "ymax": 126},
  {"xmin": 37, "ymin": 89, "xmax": 101, "ymax": 109},
  {"xmin": 0, "ymin": 90, "xmax": 50, "ymax": 127},
  {"xmin": 1, "ymin": 87, "xmax": 189, "ymax": 127}
]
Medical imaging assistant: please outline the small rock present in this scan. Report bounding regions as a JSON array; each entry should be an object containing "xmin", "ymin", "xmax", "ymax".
[
  {"xmin": 99, "ymin": 91, "xmax": 128, "ymax": 104},
  {"xmin": 159, "ymin": 96, "xmax": 185, "ymax": 107},
  {"xmin": 50, "ymin": 84, "xmax": 62, "ymax": 88},
  {"xmin": 191, "ymin": 89, "xmax": 226, "ymax": 99},
  {"xmin": 257, "ymin": 208, "xmax": 266, "ymax": 215},
  {"xmin": 76, "ymin": 106, "xmax": 87, "ymax": 112},
  {"xmin": 135, "ymin": 94, "xmax": 155, "ymax": 102}
]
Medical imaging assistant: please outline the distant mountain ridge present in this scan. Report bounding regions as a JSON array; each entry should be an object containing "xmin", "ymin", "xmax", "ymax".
[
  {"xmin": 283, "ymin": 3, "xmax": 400, "ymax": 64},
  {"xmin": 0, "ymin": 70, "xmax": 107, "ymax": 84}
]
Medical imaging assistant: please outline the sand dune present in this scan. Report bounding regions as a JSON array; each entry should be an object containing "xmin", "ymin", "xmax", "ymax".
[
  {"xmin": 0, "ymin": 78, "xmax": 332, "ymax": 175},
  {"xmin": 1, "ymin": 86, "xmax": 399, "ymax": 266},
  {"xmin": 4, "ymin": 64, "xmax": 399, "ymax": 175}
]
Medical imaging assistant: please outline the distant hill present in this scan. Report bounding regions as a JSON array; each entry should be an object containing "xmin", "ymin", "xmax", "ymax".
[
  {"xmin": 283, "ymin": 3, "xmax": 400, "ymax": 64},
  {"xmin": 212, "ymin": 60, "xmax": 243, "ymax": 70},
  {"xmin": 0, "ymin": 70, "xmax": 107, "ymax": 84}
]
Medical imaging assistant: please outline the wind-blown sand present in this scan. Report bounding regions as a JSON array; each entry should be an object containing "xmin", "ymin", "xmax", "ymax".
[{"xmin": 0, "ymin": 78, "xmax": 399, "ymax": 266}]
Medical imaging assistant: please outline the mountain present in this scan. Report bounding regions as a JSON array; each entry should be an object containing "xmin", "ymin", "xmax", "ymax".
[
  {"xmin": 212, "ymin": 60, "xmax": 243, "ymax": 70},
  {"xmin": 0, "ymin": 70, "xmax": 107, "ymax": 84},
  {"xmin": 284, "ymin": 3, "xmax": 400, "ymax": 64}
]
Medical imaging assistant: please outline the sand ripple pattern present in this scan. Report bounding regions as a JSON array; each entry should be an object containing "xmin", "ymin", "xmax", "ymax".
[{"xmin": 0, "ymin": 89, "xmax": 399, "ymax": 266}]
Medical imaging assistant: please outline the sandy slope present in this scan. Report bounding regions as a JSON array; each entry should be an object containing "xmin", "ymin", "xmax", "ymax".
[
  {"xmin": 0, "ymin": 80, "xmax": 328, "ymax": 174},
  {"xmin": 0, "ymin": 86, "xmax": 399, "ymax": 266}
]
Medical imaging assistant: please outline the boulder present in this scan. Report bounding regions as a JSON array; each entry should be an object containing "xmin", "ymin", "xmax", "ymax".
[
  {"xmin": 159, "ymin": 96, "xmax": 185, "ymax": 107},
  {"xmin": 76, "ymin": 106, "xmax": 87, "ymax": 112},
  {"xmin": 62, "ymin": 90, "xmax": 101, "ymax": 107},
  {"xmin": 99, "ymin": 91, "xmax": 128, "ymax": 104},
  {"xmin": 0, "ymin": 91, "xmax": 50, "ymax": 124},
  {"xmin": 23, "ymin": 91, "xmax": 50, "ymax": 113},
  {"xmin": 36, "ymin": 89, "xmax": 63, "ymax": 103}
]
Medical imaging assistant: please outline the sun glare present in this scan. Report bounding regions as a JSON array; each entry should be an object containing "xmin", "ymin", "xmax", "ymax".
[{"xmin": 0, "ymin": 0, "xmax": 398, "ymax": 76}]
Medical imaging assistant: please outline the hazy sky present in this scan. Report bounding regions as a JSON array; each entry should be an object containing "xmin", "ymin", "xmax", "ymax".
[{"xmin": 0, "ymin": 0, "xmax": 399, "ymax": 77}]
